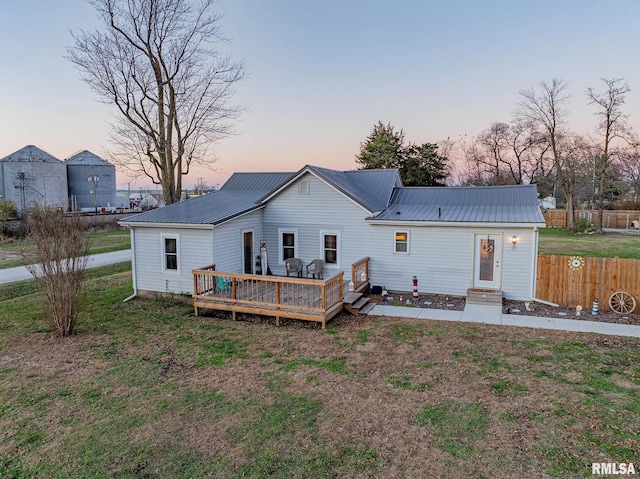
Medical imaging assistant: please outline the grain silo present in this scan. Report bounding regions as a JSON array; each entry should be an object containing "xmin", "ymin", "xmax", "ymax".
[
  {"xmin": 65, "ymin": 150, "xmax": 117, "ymax": 212},
  {"xmin": 0, "ymin": 145, "xmax": 69, "ymax": 214}
]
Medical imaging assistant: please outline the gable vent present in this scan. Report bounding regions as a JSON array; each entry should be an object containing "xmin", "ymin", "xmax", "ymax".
[{"xmin": 298, "ymin": 180, "xmax": 310, "ymax": 195}]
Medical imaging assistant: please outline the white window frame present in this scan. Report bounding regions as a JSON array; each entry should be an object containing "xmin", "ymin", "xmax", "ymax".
[
  {"xmin": 278, "ymin": 228, "xmax": 298, "ymax": 263},
  {"xmin": 161, "ymin": 234, "xmax": 180, "ymax": 273},
  {"xmin": 394, "ymin": 230, "xmax": 410, "ymax": 254},
  {"xmin": 319, "ymin": 230, "xmax": 340, "ymax": 267}
]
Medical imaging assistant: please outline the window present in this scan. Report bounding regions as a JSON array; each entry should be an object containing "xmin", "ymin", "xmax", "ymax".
[
  {"xmin": 395, "ymin": 231, "xmax": 409, "ymax": 254},
  {"xmin": 279, "ymin": 229, "xmax": 298, "ymax": 263},
  {"xmin": 324, "ymin": 234, "xmax": 337, "ymax": 264},
  {"xmin": 298, "ymin": 180, "xmax": 309, "ymax": 195},
  {"xmin": 163, "ymin": 236, "xmax": 179, "ymax": 271}
]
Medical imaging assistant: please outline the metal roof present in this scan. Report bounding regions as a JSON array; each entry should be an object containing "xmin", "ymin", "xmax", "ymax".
[
  {"xmin": 220, "ymin": 172, "xmax": 293, "ymax": 191},
  {"xmin": 0, "ymin": 145, "xmax": 62, "ymax": 163},
  {"xmin": 121, "ymin": 172, "xmax": 291, "ymax": 225},
  {"xmin": 372, "ymin": 185, "xmax": 546, "ymax": 224},
  {"xmin": 65, "ymin": 150, "xmax": 113, "ymax": 166},
  {"xmin": 260, "ymin": 165, "xmax": 401, "ymax": 212}
]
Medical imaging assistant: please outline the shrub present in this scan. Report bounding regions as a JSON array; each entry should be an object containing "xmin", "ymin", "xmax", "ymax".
[
  {"xmin": 23, "ymin": 207, "xmax": 89, "ymax": 337},
  {"xmin": 574, "ymin": 218, "xmax": 595, "ymax": 233}
]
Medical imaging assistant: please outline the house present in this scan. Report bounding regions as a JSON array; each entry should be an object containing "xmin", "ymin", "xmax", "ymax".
[{"xmin": 119, "ymin": 165, "xmax": 546, "ymax": 303}]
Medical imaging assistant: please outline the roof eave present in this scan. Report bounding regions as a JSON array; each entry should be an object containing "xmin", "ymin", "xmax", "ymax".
[
  {"xmin": 118, "ymin": 221, "xmax": 214, "ymax": 229},
  {"xmin": 366, "ymin": 219, "xmax": 547, "ymax": 228},
  {"xmin": 259, "ymin": 165, "xmax": 375, "ymax": 214}
]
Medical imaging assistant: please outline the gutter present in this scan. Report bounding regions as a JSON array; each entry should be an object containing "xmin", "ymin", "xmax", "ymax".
[{"xmin": 123, "ymin": 226, "xmax": 138, "ymax": 302}]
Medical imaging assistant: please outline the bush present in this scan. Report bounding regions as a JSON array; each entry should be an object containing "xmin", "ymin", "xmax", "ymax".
[
  {"xmin": 574, "ymin": 218, "xmax": 595, "ymax": 233},
  {"xmin": 23, "ymin": 207, "xmax": 89, "ymax": 337}
]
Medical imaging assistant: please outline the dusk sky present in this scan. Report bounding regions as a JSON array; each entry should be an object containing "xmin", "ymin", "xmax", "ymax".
[{"xmin": 2, "ymin": 0, "xmax": 640, "ymax": 189}]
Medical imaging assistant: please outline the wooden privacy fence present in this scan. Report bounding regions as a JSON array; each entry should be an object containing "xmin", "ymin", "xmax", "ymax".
[
  {"xmin": 536, "ymin": 254, "xmax": 640, "ymax": 312},
  {"xmin": 542, "ymin": 210, "xmax": 568, "ymax": 228},
  {"xmin": 542, "ymin": 209, "xmax": 640, "ymax": 229}
]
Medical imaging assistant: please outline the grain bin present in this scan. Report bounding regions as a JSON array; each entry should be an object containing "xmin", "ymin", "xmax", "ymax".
[
  {"xmin": 65, "ymin": 150, "xmax": 116, "ymax": 212},
  {"xmin": 0, "ymin": 145, "xmax": 69, "ymax": 213}
]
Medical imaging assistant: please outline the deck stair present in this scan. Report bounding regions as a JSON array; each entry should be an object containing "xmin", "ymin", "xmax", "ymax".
[
  {"xmin": 466, "ymin": 288, "xmax": 503, "ymax": 306},
  {"xmin": 344, "ymin": 291, "xmax": 372, "ymax": 315}
]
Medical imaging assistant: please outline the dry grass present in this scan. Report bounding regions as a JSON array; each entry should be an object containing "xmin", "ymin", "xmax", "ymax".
[{"xmin": 1, "ymin": 271, "xmax": 639, "ymax": 478}]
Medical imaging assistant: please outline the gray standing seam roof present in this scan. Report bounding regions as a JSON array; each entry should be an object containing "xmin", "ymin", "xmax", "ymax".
[
  {"xmin": 121, "ymin": 172, "xmax": 292, "ymax": 225},
  {"xmin": 264, "ymin": 165, "xmax": 400, "ymax": 212},
  {"xmin": 373, "ymin": 185, "xmax": 545, "ymax": 224}
]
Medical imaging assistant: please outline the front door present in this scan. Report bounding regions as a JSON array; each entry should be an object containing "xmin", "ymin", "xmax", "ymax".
[
  {"xmin": 473, "ymin": 233, "xmax": 501, "ymax": 289},
  {"xmin": 242, "ymin": 231, "xmax": 254, "ymax": 274}
]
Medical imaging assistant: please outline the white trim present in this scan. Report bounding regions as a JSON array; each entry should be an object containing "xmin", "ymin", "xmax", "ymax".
[
  {"xmin": 393, "ymin": 230, "xmax": 410, "ymax": 254},
  {"xmin": 472, "ymin": 232, "xmax": 502, "ymax": 289},
  {"xmin": 319, "ymin": 230, "xmax": 340, "ymax": 267},
  {"xmin": 368, "ymin": 220, "xmax": 546, "ymax": 228},
  {"xmin": 118, "ymin": 204, "xmax": 267, "ymax": 229},
  {"xmin": 278, "ymin": 228, "xmax": 298, "ymax": 263},
  {"xmin": 241, "ymin": 228, "xmax": 255, "ymax": 274},
  {"xmin": 119, "ymin": 221, "xmax": 213, "ymax": 229},
  {"xmin": 260, "ymin": 167, "xmax": 374, "ymax": 214},
  {"xmin": 161, "ymin": 233, "xmax": 180, "ymax": 273}
]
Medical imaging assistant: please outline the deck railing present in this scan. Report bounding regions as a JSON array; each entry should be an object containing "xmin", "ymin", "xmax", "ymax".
[
  {"xmin": 351, "ymin": 256, "xmax": 370, "ymax": 292},
  {"xmin": 193, "ymin": 264, "xmax": 216, "ymax": 297},
  {"xmin": 192, "ymin": 267, "xmax": 344, "ymax": 317}
]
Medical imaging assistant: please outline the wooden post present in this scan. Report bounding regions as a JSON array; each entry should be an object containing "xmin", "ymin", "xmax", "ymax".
[{"xmin": 232, "ymin": 275, "xmax": 237, "ymax": 303}]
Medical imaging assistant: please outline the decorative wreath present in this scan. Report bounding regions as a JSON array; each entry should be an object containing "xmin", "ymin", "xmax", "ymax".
[{"xmin": 482, "ymin": 243, "xmax": 494, "ymax": 253}]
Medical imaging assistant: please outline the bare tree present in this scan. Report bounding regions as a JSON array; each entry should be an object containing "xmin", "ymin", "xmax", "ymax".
[
  {"xmin": 67, "ymin": 0, "xmax": 245, "ymax": 204},
  {"xmin": 23, "ymin": 207, "xmax": 89, "ymax": 337},
  {"xmin": 619, "ymin": 146, "xmax": 640, "ymax": 204},
  {"xmin": 516, "ymin": 79, "xmax": 578, "ymax": 228},
  {"xmin": 586, "ymin": 78, "xmax": 632, "ymax": 232}
]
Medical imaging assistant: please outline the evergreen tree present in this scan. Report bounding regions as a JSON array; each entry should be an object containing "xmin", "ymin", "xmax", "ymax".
[{"xmin": 356, "ymin": 121, "xmax": 448, "ymax": 186}]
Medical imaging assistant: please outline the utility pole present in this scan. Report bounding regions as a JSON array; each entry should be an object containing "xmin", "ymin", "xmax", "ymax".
[{"xmin": 88, "ymin": 169, "xmax": 99, "ymax": 214}]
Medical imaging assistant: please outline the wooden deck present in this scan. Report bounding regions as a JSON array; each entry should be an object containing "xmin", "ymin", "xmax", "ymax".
[{"xmin": 192, "ymin": 257, "xmax": 370, "ymax": 329}]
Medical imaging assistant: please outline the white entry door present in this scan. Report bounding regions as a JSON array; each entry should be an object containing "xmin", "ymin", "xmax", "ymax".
[{"xmin": 473, "ymin": 234, "xmax": 502, "ymax": 289}]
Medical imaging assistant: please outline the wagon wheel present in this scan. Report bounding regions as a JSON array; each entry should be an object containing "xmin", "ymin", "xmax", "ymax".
[{"xmin": 608, "ymin": 291, "xmax": 636, "ymax": 314}]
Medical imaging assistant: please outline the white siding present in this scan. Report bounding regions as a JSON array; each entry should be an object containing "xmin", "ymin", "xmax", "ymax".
[
  {"xmin": 212, "ymin": 210, "xmax": 263, "ymax": 273},
  {"xmin": 262, "ymin": 172, "xmax": 537, "ymax": 299},
  {"xmin": 132, "ymin": 226, "xmax": 212, "ymax": 294},
  {"xmin": 365, "ymin": 225, "xmax": 535, "ymax": 299},
  {"xmin": 262, "ymin": 172, "xmax": 371, "ymax": 279}
]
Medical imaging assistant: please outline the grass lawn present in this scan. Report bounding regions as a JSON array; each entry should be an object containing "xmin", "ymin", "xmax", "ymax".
[
  {"xmin": 1, "ymin": 266, "xmax": 638, "ymax": 478},
  {"xmin": 0, "ymin": 229, "xmax": 131, "ymax": 269},
  {"xmin": 538, "ymin": 227, "xmax": 640, "ymax": 259}
]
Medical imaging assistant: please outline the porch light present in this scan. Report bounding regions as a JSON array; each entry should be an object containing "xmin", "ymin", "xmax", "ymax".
[{"xmin": 511, "ymin": 235, "xmax": 518, "ymax": 250}]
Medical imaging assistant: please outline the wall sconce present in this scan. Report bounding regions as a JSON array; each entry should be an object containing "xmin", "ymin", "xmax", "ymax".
[{"xmin": 511, "ymin": 235, "xmax": 518, "ymax": 250}]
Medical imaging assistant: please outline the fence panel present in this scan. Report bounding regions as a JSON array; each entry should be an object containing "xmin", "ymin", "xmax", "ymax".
[{"xmin": 536, "ymin": 254, "xmax": 640, "ymax": 311}]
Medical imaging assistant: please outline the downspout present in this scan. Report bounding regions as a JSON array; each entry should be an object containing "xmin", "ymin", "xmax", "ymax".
[
  {"xmin": 123, "ymin": 226, "xmax": 138, "ymax": 302},
  {"xmin": 529, "ymin": 226, "xmax": 559, "ymax": 307}
]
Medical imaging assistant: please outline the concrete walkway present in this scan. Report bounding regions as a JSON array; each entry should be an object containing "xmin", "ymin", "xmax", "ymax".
[
  {"xmin": 368, "ymin": 303, "xmax": 640, "ymax": 338},
  {"xmin": 0, "ymin": 249, "xmax": 132, "ymax": 285}
]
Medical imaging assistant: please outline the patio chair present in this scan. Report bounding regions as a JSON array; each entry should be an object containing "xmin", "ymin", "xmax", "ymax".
[
  {"xmin": 285, "ymin": 258, "xmax": 303, "ymax": 277},
  {"xmin": 306, "ymin": 259, "xmax": 325, "ymax": 279},
  {"xmin": 216, "ymin": 275, "xmax": 231, "ymax": 291}
]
